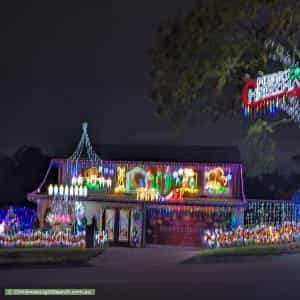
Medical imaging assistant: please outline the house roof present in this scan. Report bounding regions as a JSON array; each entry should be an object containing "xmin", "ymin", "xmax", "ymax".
[
  {"xmin": 58, "ymin": 123, "xmax": 241, "ymax": 164},
  {"xmin": 92, "ymin": 144, "xmax": 241, "ymax": 164}
]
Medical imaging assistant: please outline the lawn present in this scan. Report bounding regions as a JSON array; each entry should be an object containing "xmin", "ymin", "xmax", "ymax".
[
  {"xmin": 183, "ymin": 243, "xmax": 300, "ymax": 264},
  {"xmin": 0, "ymin": 247, "xmax": 105, "ymax": 266}
]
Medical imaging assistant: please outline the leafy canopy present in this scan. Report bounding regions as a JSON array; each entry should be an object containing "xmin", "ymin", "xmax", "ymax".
[
  {"xmin": 149, "ymin": 0, "xmax": 300, "ymax": 121},
  {"xmin": 240, "ymin": 120, "xmax": 276, "ymax": 177}
]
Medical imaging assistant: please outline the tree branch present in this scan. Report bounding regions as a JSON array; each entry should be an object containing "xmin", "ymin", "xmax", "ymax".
[{"xmin": 270, "ymin": 118, "xmax": 293, "ymax": 129}]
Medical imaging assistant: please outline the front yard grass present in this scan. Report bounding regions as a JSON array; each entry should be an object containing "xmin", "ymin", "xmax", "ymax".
[
  {"xmin": 183, "ymin": 243, "xmax": 300, "ymax": 264},
  {"xmin": 0, "ymin": 247, "xmax": 105, "ymax": 266}
]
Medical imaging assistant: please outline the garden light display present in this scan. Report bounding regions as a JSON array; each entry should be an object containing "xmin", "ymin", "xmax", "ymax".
[
  {"xmin": 0, "ymin": 231, "xmax": 86, "ymax": 248},
  {"xmin": 0, "ymin": 221, "xmax": 5, "ymax": 234},
  {"xmin": 94, "ymin": 230, "xmax": 108, "ymax": 247},
  {"xmin": 242, "ymin": 67, "xmax": 300, "ymax": 118},
  {"xmin": 203, "ymin": 223, "xmax": 300, "ymax": 248},
  {"xmin": 0, "ymin": 207, "xmax": 36, "ymax": 233}
]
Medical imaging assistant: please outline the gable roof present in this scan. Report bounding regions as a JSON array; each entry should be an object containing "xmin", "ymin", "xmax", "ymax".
[{"xmin": 93, "ymin": 144, "xmax": 241, "ymax": 163}]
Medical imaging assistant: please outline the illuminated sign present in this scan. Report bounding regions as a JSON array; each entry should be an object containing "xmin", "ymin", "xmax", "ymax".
[{"xmin": 242, "ymin": 68, "xmax": 300, "ymax": 108}]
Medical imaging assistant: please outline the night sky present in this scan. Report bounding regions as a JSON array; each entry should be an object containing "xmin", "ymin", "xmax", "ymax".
[{"xmin": 0, "ymin": 1, "xmax": 299, "ymax": 173}]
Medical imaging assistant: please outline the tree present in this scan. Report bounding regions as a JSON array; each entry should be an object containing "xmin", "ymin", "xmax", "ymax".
[
  {"xmin": 149, "ymin": 0, "xmax": 300, "ymax": 176},
  {"xmin": 240, "ymin": 120, "xmax": 276, "ymax": 177},
  {"xmin": 0, "ymin": 146, "xmax": 51, "ymax": 206},
  {"xmin": 149, "ymin": 0, "xmax": 300, "ymax": 121}
]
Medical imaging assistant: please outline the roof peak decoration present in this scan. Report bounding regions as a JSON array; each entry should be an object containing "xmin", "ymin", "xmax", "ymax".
[{"xmin": 68, "ymin": 122, "xmax": 101, "ymax": 161}]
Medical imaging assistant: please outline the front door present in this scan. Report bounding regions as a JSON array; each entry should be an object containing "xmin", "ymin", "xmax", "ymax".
[
  {"xmin": 104, "ymin": 208, "xmax": 116, "ymax": 241},
  {"xmin": 118, "ymin": 209, "xmax": 130, "ymax": 242},
  {"xmin": 103, "ymin": 208, "xmax": 131, "ymax": 245}
]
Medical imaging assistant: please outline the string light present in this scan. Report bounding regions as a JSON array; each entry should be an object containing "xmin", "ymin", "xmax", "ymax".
[
  {"xmin": 245, "ymin": 200, "xmax": 293, "ymax": 227},
  {"xmin": 47, "ymin": 184, "xmax": 88, "ymax": 225},
  {"xmin": 279, "ymin": 97, "xmax": 300, "ymax": 126},
  {"xmin": 68, "ymin": 122, "xmax": 101, "ymax": 162},
  {"xmin": 0, "ymin": 231, "xmax": 86, "ymax": 248},
  {"xmin": 203, "ymin": 223, "xmax": 299, "ymax": 248}
]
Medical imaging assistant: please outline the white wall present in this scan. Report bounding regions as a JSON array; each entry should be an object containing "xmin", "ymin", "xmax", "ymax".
[{"xmin": 83, "ymin": 201, "xmax": 103, "ymax": 224}]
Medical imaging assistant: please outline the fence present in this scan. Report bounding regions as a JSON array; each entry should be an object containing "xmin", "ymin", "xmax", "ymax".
[{"xmin": 245, "ymin": 199, "xmax": 294, "ymax": 227}]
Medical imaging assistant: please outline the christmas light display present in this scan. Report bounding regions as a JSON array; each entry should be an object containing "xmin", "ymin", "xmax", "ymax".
[
  {"xmin": 126, "ymin": 166, "xmax": 148, "ymax": 191},
  {"xmin": 204, "ymin": 167, "xmax": 232, "ymax": 196},
  {"xmin": 72, "ymin": 166, "xmax": 113, "ymax": 191},
  {"xmin": 147, "ymin": 205, "xmax": 234, "ymax": 221},
  {"xmin": 59, "ymin": 122, "xmax": 103, "ymax": 188},
  {"xmin": 120, "ymin": 165, "xmax": 199, "ymax": 199},
  {"xmin": 68, "ymin": 122, "xmax": 101, "ymax": 162},
  {"xmin": 203, "ymin": 223, "xmax": 300, "ymax": 248},
  {"xmin": 244, "ymin": 200, "xmax": 294, "ymax": 227},
  {"xmin": 94, "ymin": 230, "xmax": 108, "ymax": 247},
  {"xmin": 136, "ymin": 188, "xmax": 161, "ymax": 201},
  {"xmin": 115, "ymin": 166, "xmax": 126, "ymax": 193},
  {"xmin": 242, "ymin": 67, "xmax": 300, "ymax": 117},
  {"xmin": 0, "ymin": 221, "xmax": 5, "ymax": 234},
  {"xmin": 172, "ymin": 168, "xmax": 198, "ymax": 193},
  {"xmin": 0, "ymin": 207, "xmax": 36, "ymax": 233},
  {"xmin": 262, "ymin": 40, "xmax": 300, "ymax": 123},
  {"xmin": 48, "ymin": 184, "xmax": 88, "ymax": 225},
  {"xmin": 26, "ymin": 122, "xmax": 247, "ymax": 248},
  {"xmin": 0, "ymin": 231, "xmax": 86, "ymax": 248},
  {"xmin": 164, "ymin": 188, "xmax": 184, "ymax": 201},
  {"xmin": 146, "ymin": 205, "xmax": 236, "ymax": 246},
  {"xmin": 136, "ymin": 187, "xmax": 184, "ymax": 202}
]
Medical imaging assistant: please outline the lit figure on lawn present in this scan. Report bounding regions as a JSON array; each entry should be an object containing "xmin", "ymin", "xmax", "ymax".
[{"xmin": 5, "ymin": 206, "xmax": 18, "ymax": 233}]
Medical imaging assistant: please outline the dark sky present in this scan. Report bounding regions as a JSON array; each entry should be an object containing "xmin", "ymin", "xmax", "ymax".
[{"xmin": 0, "ymin": 1, "xmax": 299, "ymax": 173}]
